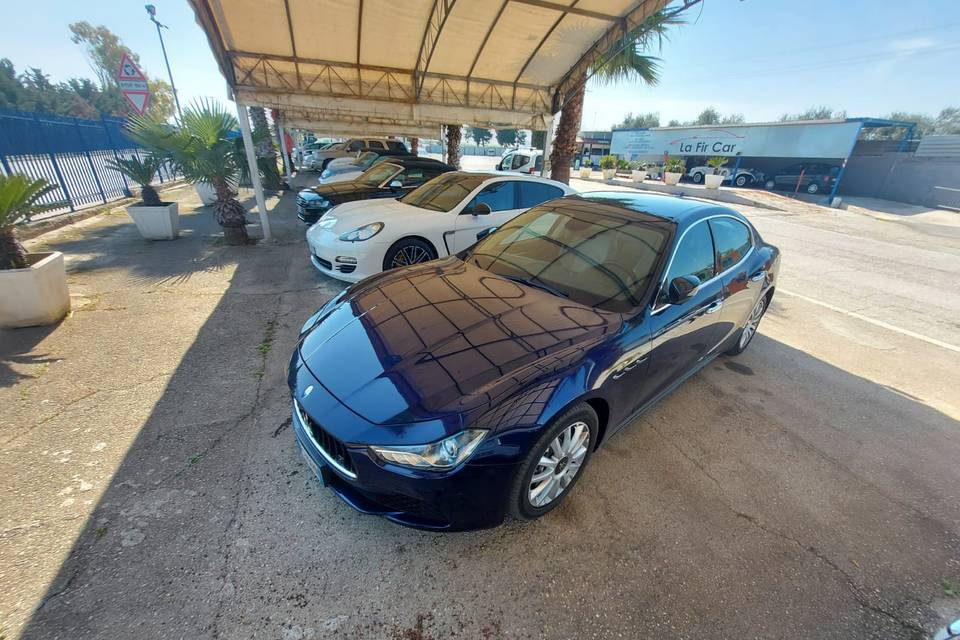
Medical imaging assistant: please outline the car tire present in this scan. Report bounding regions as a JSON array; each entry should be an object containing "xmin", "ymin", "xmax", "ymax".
[
  {"xmin": 692, "ymin": 172, "xmax": 704, "ymax": 184},
  {"xmin": 726, "ymin": 294, "xmax": 768, "ymax": 356},
  {"xmin": 320, "ymin": 158, "xmax": 334, "ymax": 171},
  {"xmin": 806, "ymin": 182, "xmax": 820, "ymax": 194},
  {"xmin": 735, "ymin": 174, "xmax": 750, "ymax": 187},
  {"xmin": 508, "ymin": 403, "xmax": 598, "ymax": 521},
  {"xmin": 383, "ymin": 238, "xmax": 437, "ymax": 270}
]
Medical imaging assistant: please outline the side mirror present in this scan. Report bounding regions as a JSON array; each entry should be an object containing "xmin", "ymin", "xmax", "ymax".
[
  {"xmin": 667, "ymin": 275, "xmax": 701, "ymax": 304},
  {"xmin": 389, "ymin": 179, "xmax": 402, "ymax": 190},
  {"xmin": 471, "ymin": 202, "xmax": 492, "ymax": 216},
  {"xmin": 476, "ymin": 226, "xmax": 498, "ymax": 241}
]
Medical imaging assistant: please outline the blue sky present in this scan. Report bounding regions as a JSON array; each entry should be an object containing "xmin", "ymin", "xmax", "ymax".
[{"xmin": 3, "ymin": 0, "xmax": 959, "ymax": 129}]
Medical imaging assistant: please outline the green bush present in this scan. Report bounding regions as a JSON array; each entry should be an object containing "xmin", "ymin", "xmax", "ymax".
[
  {"xmin": 664, "ymin": 156, "xmax": 686, "ymax": 173},
  {"xmin": 599, "ymin": 155, "xmax": 617, "ymax": 170},
  {"xmin": 707, "ymin": 156, "xmax": 729, "ymax": 175}
]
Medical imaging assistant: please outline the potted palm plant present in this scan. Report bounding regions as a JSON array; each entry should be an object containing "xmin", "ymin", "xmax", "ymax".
[
  {"xmin": 578, "ymin": 161, "xmax": 592, "ymax": 179},
  {"xmin": 631, "ymin": 161, "xmax": 648, "ymax": 183},
  {"xmin": 107, "ymin": 155, "xmax": 179, "ymax": 240},
  {"xmin": 127, "ymin": 101, "xmax": 251, "ymax": 245},
  {"xmin": 664, "ymin": 156, "xmax": 686, "ymax": 185},
  {"xmin": 0, "ymin": 175, "xmax": 70, "ymax": 328},
  {"xmin": 600, "ymin": 155, "xmax": 617, "ymax": 180},
  {"xmin": 705, "ymin": 156, "xmax": 728, "ymax": 189}
]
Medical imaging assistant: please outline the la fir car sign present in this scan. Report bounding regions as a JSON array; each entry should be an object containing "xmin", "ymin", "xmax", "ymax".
[{"xmin": 116, "ymin": 53, "xmax": 150, "ymax": 115}]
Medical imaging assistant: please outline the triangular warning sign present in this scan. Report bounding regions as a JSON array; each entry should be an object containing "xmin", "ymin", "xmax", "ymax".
[
  {"xmin": 122, "ymin": 91, "xmax": 150, "ymax": 116},
  {"xmin": 117, "ymin": 53, "xmax": 147, "ymax": 81}
]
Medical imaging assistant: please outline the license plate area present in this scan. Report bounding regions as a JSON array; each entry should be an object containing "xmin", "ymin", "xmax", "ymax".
[{"xmin": 300, "ymin": 443, "xmax": 332, "ymax": 486}]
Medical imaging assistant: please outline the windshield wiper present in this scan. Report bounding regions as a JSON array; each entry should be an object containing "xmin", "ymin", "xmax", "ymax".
[{"xmin": 498, "ymin": 274, "xmax": 568, "ymax": 299}]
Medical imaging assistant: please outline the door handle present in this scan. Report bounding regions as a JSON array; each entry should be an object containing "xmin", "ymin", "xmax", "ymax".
[
  {"xmin": 750, "ymin": 271, "xmax": 765, "ymax": 282},
  {"xmin": 705, "ymin": 300, "xmax": 723, "ymax": 314}
]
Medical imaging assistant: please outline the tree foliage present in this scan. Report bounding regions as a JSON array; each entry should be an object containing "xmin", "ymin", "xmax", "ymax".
[
  {"xmin": 465, "ymin": 126, "xmax": 493, "ymax": 146},
  {"xmin": 0, "ymin": 24, "xmax": 174, "ymax": 120},
  {"xmin": 495, "ymin": 128, "xmax": 526, "ymax": 147},
  {"xmin": 614, "ymin": 112, "xmax": 660, "ymax": 129},
  {"xmin": 779, "ymin": 106, "xmax": 846, "ymax": 122}
]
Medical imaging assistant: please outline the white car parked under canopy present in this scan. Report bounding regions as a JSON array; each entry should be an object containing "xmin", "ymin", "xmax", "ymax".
[{"xmin": 306, "ymin": 172, "xmax": 576, "ymax": 282}]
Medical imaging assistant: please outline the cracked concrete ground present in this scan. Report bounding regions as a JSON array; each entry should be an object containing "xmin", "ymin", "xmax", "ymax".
[{"xmin": 1, "ymin": 174, "xmax": 958, "ymax": 639}]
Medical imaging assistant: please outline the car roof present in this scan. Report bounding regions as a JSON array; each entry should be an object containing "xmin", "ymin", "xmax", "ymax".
[
  {"xmin": 379, "ymin": 158, "xmax": 455, "ymax": 170},
  {"xmin": 461, "ymin": 171, "xmax": 568, "ymax": 187},
  {"xmin": 569, "ymin": 191, "xmax": 743, "ymax": 225}
]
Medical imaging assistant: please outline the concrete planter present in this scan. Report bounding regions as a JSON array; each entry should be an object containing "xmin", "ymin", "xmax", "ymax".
[
  {"xmin": 704, "ymin": 174, "xmax": 724, "ymax": 189},
  {"xmin": 579, "ymin": 167, "xmax": 592, "ymax": 178},
  {"xmin": 631, "ymin": 170, "xmax": 647, "ymax": 183},
  {"xmin": 664, "ymin": 172, "xmax": 683, "ymax": 185},
  {"xmin": 127, "ymin": 202, "xmax": 179, "ymax": 240},
  {"xmin": 0, "ymin": 252, "xmax": 70, "ymax": 329},
  {"xmin": 602, "ymin": 168, "xmax": 616, "ymax": 180}
]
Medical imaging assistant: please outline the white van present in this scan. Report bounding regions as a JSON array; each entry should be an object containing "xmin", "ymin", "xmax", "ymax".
[{"xmin": 496, "ymin": 149, "xmax": 544, "ymax": 175}]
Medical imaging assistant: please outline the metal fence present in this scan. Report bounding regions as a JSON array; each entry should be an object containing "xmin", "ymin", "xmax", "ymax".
[{"xmin": 0, "ymin": 108, "xmax": 179, "ymax": 217}]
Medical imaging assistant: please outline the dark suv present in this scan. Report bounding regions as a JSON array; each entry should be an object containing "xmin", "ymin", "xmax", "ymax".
[{"xmin": 765, "ymin": 163, "xmax": 840, "ymax": 194}]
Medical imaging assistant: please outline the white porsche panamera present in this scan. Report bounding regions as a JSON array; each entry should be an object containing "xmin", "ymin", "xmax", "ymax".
[{"xmin": 305, "ymin": 171, "xmax": 576, "ymax": 282}]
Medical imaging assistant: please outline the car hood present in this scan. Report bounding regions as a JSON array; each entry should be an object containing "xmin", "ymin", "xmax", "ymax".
[
  {"xmin": 299, "ymin": 258, "xmax": 622, "ymax": 425},
  {"xmin": 312, "ymin": 181, "xmax": 378, "ymax": 203},
  {"xmin": 311, "ymin": 198, "xmax": 433, "ymax": 235}
]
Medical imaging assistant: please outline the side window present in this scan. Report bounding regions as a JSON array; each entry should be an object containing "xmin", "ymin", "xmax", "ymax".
[
  {"xmin": 367, "ymin": 140, "xmax": 385, "ymax": 149},
  {"xmin": 468, "ymin": 181, "xmax": 517, "ymax": 212},
  {"xmin": 709, "ymin": 218, "xmax": 752, "ymax": 271},
  {"xmin": 517, "ymin": 182, "xmax": 564, "ymax": 208},
  {"xmin": 347, "ymin": 140, "xmax": 363, "ymax": 151},
  {"xmin": 512, "ymin": 154, "xmax": 530, "ymax": 170},
  {"xmin": 387, "ymin": 141, "xmax": 406, "ymax": 152},
  {"xmin": 400, "ymin": 169, "xmax": 427, "ymax": 185},
  {"xmin": 661, "ymin": 222, "xmax": 716, "ymax": 302},
  {"xmin": 534, "ymin": 155, "xmax": 543, "ymax": 171},
  {"xmin": 499, "ymin": 154, "xmax": 513, "ymax": 170}
]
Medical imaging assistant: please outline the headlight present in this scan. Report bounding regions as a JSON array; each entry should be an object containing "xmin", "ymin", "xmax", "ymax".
[
  {"xmin": 370, "ymin": 429, "xmax": 487, "ymax": 469},
  {"xmin": 321, "ymin": 169, "xmax": 331, "ymax": 178},
  {"xmin": 311, "ymin": 197, "xmax": 329, "ymax": 209},
  {"xmin": 339, "ymin": 222, "xmax": 384, "ymax": 242}
]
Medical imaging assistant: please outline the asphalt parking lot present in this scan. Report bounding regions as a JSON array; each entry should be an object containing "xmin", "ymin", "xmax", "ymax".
[{"xmin": 1, "ymin": 171, "xmax": 958, "ymax": 639}]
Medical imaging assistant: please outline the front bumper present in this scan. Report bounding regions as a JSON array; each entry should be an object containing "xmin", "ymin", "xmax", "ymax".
[
  {"xmin": 290, "ymin": 362, "xmax": 519, "ymax": 531},
  {"xmin": 305, "ymin": 228, "xmax": 384, "ymax": 283}
]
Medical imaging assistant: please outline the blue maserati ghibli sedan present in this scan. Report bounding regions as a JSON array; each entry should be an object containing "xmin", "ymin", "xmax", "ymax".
[{"xmin": 289, "ymin": 192, "xmax": 780, "ymax": 530}]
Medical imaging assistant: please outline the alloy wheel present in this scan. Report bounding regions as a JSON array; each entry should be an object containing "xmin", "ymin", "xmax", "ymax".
[
  {"xmin": 390, "ymin": 245, "xmax": 431, "ymax": 268},
  {"xmin": 528, "ymin": 421, "xmax": 589, "ymax": 508},
  {"xmin": 739, "ymin": 296, "xmax": 766, "ymax": 349}
]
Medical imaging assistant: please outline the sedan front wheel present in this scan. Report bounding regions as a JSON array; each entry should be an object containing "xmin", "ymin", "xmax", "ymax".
[
  {"xmin": 509, "ymin": 403, "xmax": 598, "ymax": 521},
  {"xmin": 383, "ymin": 238, "xmax": 436, "ymax": 270}
]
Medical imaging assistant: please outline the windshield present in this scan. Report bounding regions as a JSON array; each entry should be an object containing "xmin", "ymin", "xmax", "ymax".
[
  {"xmin": 353, "ymin": 152, "xmax": 378, "ymax": 168},
  {"xmin": 466, "ymin": 201, "xmax": 670, "ymax": 312},
  {"xmin": 399, "ymin": 172, "xmax": 487, "ymax": 212},
  {"xmin": 355, "ymin": 162, "xmax": 401, "ymax": 187}
]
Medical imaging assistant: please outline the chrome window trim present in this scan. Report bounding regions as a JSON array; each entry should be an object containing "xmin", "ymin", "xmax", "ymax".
[
  {"xmin": 293, "ymin": 399, "xmax": 358, "ymax": 479},
  {"xmin": 651, "ymin": 214, "xmax": 755, "ymax": 315}
]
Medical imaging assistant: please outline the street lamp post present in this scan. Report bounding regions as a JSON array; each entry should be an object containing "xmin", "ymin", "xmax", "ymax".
[{"xmin": 145, "ymin": 4, "xmax": 182, "ymax": 118}]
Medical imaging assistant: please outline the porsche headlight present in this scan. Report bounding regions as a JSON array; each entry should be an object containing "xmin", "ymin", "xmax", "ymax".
[
  {"xmin": 370, "ymin": 429, "xmax": 487, "ymax": 469},
  {"xmin": 339, "ymin": 222, "xmax": 384, "ymax": 242},
  {"xmin": 321, "ymin": 169, "xmax": 331, "ymax": 178}
]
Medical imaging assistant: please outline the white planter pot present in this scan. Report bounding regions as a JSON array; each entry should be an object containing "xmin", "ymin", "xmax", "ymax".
[
  {"xmin": 195, "ymin": 182, "xmax": 217, "ymax": 205},
  {"xmin": 631, "ymin": 170, "xmax": 647, "ymax": 183},
  {"xmin": 704, "ymin": 174, "xmax": 724, "ymax": 189},
  {"xmin": 602, "ymin": 168, "xmax": 616, "ymax": 180},
  {"xmin": 127, "ymin": 202, "xmax": 179, "ymax": 240},
  {"xmin": 664, "ymin": 172, "xmax": 683, "ymax": 185},
  {"xmin": 579, "ymin": 167, "xmax": 592, "ymax": 178},
  {"xmin": 0, "ymin": 252, "xmax": 70, "ymax": 329},
  {"xmin": 195, "ymin": 177, "xmax": 240, "ymax": 205}
]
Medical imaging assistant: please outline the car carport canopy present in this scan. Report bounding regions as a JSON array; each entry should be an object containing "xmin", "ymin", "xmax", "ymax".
[{"xmin": 189, "ymin": 0, "xmax": 666, "ymax": 133}]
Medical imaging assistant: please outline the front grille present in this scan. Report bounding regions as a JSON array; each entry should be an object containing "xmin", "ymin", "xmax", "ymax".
[
  {"xmin": 373, "ymin": 492, "xmax": 446, "ymax": 522},
  {"xmin": 296, "ymin": 195, "xmax": 308, "ymax": 207},
  {"xmin": 296, "ymin": 401, "xmax": 356, "ymax": 475},
  {"xmin": 314, "ymin": 255, "xmax": 332, "ymax": 270},
  {"xmin": 338, "ymin": 264, "xmax": 356, "ymax": 274}
]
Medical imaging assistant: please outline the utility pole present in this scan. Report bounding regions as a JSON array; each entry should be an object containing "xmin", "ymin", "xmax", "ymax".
[{"xmin": 145, "ymin": 4, "xmax": 182, "ymax": 118}]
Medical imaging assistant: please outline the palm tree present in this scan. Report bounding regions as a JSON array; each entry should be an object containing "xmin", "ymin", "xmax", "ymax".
[
  {"xmin": 248, "ymin": 106, "xmax": 283, "ymax": 190},
  {"xmin": 126, "ymin": 100, "xmax": 251, "ymax": 245},
  {"xmin": 550, "ymin": 9, "xmax": 684, "ymax": 184},
  {"xmin": 445, "ymin": 125, "xmax": 462, "ymax": 169},
  {"xmin": 0, "ymin": 175, "xmax": 58, "ymax": 270},
  {"xmin": 105, "ymin": 155, "xmax": 163, "ymax": 205}
]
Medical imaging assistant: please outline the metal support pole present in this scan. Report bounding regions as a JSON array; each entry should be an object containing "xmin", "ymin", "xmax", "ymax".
[
  {"xmin": 76, "ymin": 119, "xmax": 107, "ymax": 204},
  {"xmin": 540, "ymin": 114, "xmax": 555, "ymax": 178},
  {"xmin": 278, "ymin": 122, "xmax": 293, "ymax": 179},
  {"xmin": 150, "ymin": 13, "xmax": 182, "ymax": 118},
  {"xmin": 730, "ymin": 154, "xmax": 742, "ymax": 187},
  {"xmin": 236, "ymin": 99, "xmax": 272, "ymax": 241}
]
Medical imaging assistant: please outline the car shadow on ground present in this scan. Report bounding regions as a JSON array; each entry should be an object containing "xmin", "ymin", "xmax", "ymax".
[{"xmin": 8, "ymin": 191, "xmax": 959, "ymax": 640}]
